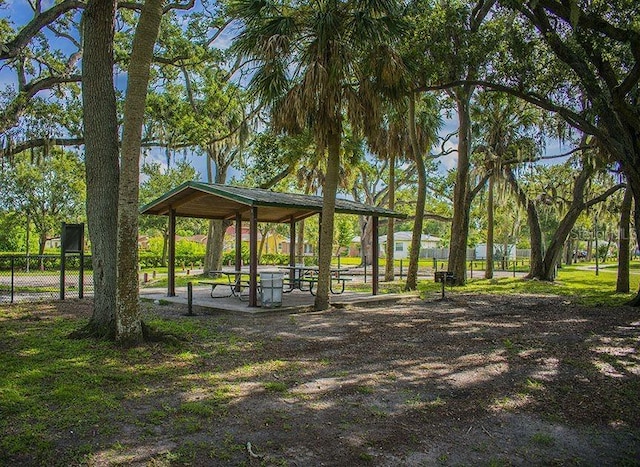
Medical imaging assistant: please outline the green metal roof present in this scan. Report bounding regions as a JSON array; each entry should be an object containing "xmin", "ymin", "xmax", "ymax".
[{"xmin": 140, "ymin": 181, "xmax": 406, "ymax": 223}]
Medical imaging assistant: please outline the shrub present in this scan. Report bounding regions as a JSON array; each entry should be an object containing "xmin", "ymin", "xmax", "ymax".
[{"xmin": 260, "ymin": 253, "xmax": 289, "ymax": 265}]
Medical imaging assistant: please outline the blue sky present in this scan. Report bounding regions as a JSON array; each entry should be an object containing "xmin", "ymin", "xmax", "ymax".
[{"xmin": 2, "ymin": 0, "xmax": 569, "ymax": 184}]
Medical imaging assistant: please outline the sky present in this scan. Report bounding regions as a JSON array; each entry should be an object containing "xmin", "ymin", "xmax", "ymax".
[{"xmin": 2, "ymin": 0, "xmax": 571, "ymax": 186}]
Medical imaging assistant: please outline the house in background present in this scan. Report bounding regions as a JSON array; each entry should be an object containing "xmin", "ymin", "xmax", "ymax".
[
  {"xmin": 379, "ymin": 231, "xmax": 442, "ymax": 259},
  {"xmin": 350, "ymin": 231, "xmax": 443, "ymax": 259},
  {"xmin": 474, "ymin": 243, "xmax": 517, "ymax": 260}
]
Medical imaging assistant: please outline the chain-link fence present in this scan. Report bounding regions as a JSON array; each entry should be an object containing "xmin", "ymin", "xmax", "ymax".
[{"xmin": 0, "ymin": 255, "xmax": 93, "ymax": 304}]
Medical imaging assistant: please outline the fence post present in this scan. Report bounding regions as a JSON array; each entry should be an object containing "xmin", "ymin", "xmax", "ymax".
[
  {"xmin": 187, "ymin": 282, "xmax": 194, "ymax": 316},
  {"xmin": 470, "ymin": 261, "xmax": 473, "ymax": 278},
  {"xmin": 364, "ymin": 256, "xmax": 367, "ymax": 283},
  {"xmin": 60, "ymin": 251, "xmax": 65, "ymax": 300},
  {"xmin": 79, "ymin": 252, "xmax": 84, "ymax": 299},
  {"xmin": 399, "ymin": 259, "xmax": 403, "ymax": 279},
  {"xmin": 10, "ymin": 256, "xmax": 15, "ymax": 303}
]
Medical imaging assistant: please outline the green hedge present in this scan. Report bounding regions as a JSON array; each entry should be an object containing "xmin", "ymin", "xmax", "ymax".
[
  {"xmin": 260, "ymin": 253, "xmax": 289, "ymax": 265},
  {"xmin": 138, "ymin": 251, "xmax": 204, "ymax": 269}
]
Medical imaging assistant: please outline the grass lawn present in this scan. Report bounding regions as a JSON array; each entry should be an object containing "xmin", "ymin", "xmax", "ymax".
[{"xmin": 2, "ymin": 264, "xmax": 639, "ymax": 464}]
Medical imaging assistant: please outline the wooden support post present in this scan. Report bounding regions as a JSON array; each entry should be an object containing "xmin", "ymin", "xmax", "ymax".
[
  {"xmin": 249, "ymin": 207, "xmax": 258, "ymax": 307},
  {"xmin": 289, "ymin": 217, "xmax": 296, "ymax": 267},
  {"xmin": 168, "ymin": 208, "xmax": 176, "ymax": 297},
  {"xmin": 372, "ymin": 216, "xmax": 379, "ymax": 295},
  {"xmin": 235, "ymin": 211, "xmax": 242, "ymax": 269}
]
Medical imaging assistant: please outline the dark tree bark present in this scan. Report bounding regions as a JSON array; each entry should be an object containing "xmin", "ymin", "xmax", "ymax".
[
  {"xmin": 504, "ymin": 166, "xmax": 547, "ymax": 279},
  {"xmin": 485, "ymin": 174, "xmax": 494, "ymax": 279},
  {"xmin": 447, "ymin": 87, "xmax": 474, "ymax": 285},
  {"xmin": 75, "ymin": 0, "xmax": 119, "ymax": 339},
  {"xmin": 384, "ymin": 151, "xmax": 396, "ymax": 282},
  {"xmin": 405, "ymin": 94, "xmax": 427, "ymax": 291},
  {"xmin": 359, "ymin": 217, "xmax": 373, "ymax": 267},
  {"xmin": 314, "ymin": 131, "xmax": 341, "ymax": 310},
  {"xmin": 508, "ymin": 161, "xmax": 624, "ymax": 281},
  {"xmin": 203, "ymin": 152, "xmax": 231, "ymax": 274}
]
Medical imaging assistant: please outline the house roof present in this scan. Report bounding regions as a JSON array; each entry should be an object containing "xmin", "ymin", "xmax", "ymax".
[
  {"xmin": 352, "ymin": 232, "xmax": 442, "ymax": 243},
  {"xmin": 140, "ymin": 181, "xmax": 406, "ymax": 223},
  {"xmin": 379, "ymin": 232, "xmax": 442, "ymax": 242}
]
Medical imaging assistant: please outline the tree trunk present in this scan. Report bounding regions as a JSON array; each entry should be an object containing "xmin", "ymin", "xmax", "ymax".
[
  {"xmin": 204, "ymin": 151, "xmax": 230, "ymax": 273},
  {"xmin": 406, "ymin": 94, "xmax": 427, "ymax": 291},
  {"xmin": 359, "ymin": 217, "xmax": 373, "ymax": 266},
  {"xmin": 539, "ymin": 164, "xmax": 595, "ymax": 280},
  {"xmin": 296, "ymin": 219, "xmax": 305, "ymax": 260},
  {"xmin": 504, "ymin": 167, "xmax": 544, "ymax": 278},
  {"xmin": 116, "ymin": 0, "xmax": 163, "ymax": 346},
  {"xmin": 485, "ymin": 174, "xmax": 494, "ymax": 279},
  {"xmin": 161, "ymin": 229, "xmax": 168, "ymax": 268},
  {"xmin": 38, "ymin": 231, "xmax": 47, "ymax": 256},
  {"xmin": 626, "ymin": 170, "xmax": 640, "ymax": 305},
  {"xmin": 77, "ymin": 0, "xmax": 119, "ymax": 339},
  {"xmin": 617, "ymin": 186, "xmax": 632, "ymax": 293},
  {"xmin": 204, "ymin": 219, "xmax": 229, "ymax": 272},
  {"xmin": 384, "ymin": 152, "xmax": 396, "ymax": 281},
  {"xmin": 314, "ymin": 133, "xmax": 340, "ymax": 311},
  {"xmin": 448, "ymin": 88, "xmax": 473, "ymax": 285}
]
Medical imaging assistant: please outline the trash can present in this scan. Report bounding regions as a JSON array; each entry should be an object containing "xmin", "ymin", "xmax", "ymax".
[{"xmin": 260, "ymin": 271, "xmax": 284, "ymax": 308}]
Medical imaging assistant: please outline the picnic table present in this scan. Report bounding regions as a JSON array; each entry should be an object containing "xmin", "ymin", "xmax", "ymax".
[
  {"xmin": 278, "ymin": 265, "xmax": 352, "ymax": 295},
  {"xmin": 200, "ymin": 270, "xmax": 251, "ymax": 300}
]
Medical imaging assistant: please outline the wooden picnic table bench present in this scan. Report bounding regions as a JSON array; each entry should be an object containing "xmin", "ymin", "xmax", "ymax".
[{"xmin": 200, "ymin": 271, "xmax": 252, "ymax": 301}]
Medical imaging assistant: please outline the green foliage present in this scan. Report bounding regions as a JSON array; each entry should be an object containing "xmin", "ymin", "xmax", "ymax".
[
  {"xmin": 222, "ymin": 244, "xmax": 250, "ymax": 266},
  {"xmin": 1, "ymin": 149, "xmax": 85, "ymax": 254},
  {"xmin": 334, "ymin": 215, "xmax": 356, "ymax": 255},
  {"xmin": 139, "ymin": 160, "xmax": 205, "ymax": 239},
  {"xmin": 176, "ymin": 239, "xmax": 205, "ymax": 258},
  {"xmin": 0, "ymin": 212, "xmax": 27, "ymax": 251},
  {"xmin": 260, "ymin": 253, "xmax": 289, "ymax": 265}
]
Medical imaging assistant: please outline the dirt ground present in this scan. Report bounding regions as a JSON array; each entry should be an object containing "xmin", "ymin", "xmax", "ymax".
[{"xmin": 8, "ymin": 293, "xmax": 640, "ymax": 466}]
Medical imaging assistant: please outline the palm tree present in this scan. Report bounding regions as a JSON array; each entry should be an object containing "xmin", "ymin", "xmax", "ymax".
[
  {"xmin": 231, "ymin": 0, "xmax": 405, "ymax": 310},
  {"xmin": 367, "ymin": 103, "xmax": 410, "ymax": 282},
  {"xmin": 116, "ymin": 0, "xmax": 164, "ymax": 345},
  {"xmin": 404, "ymin": 93, "xmax": 442, "ymax": 290},
  {"xmin": 470, "ymin": 92, "xmax": 543, "ymax": 279}
]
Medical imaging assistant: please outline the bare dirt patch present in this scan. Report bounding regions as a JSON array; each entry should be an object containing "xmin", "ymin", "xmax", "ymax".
[{"xmin": 3, "ymin": 294, "xmax": 640, "ymax": 466}]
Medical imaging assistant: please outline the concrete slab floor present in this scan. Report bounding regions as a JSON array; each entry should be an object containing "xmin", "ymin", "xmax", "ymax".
[{"xmin": 139, "ymin": 285, "xmax": 417, "ymax": 314}]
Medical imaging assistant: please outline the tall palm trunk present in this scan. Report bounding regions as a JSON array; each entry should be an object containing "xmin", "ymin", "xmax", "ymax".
[
  {"xmin": 485, "ymin": 174, "xmax": 494, "ymax": 279},
  {"xmin": 406, "ymin": 94, "xmax": 426, "ymax": 291},
  {"xmin": 315, "ymin": 132, "xmax": 341, "ymax": 311},
  {"xmin": 384, "ymin": 152, "xmax": 396, "ymax": 282},
  {"xmin": 116, "ymin": 0, "xmax": 164, "ymax": 346},
  {"xmin": 448, "ymin": 87, "xmax": 473, "ymax": 285},
  {"xmin": 78, "ymin": 0, "xmax": 119, "ymax": 339}
]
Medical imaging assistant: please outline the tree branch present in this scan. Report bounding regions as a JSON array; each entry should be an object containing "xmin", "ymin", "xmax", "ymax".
[
  {"xmin": 415, "ymin": 79, "xmax": 600, "ymax": 136},
  {"xmin": 0, "ymin": 74, "xmax": 82, "ymax": 134},
  {"xmin": 117, "ymin": 2, "xmax": 143, "ymax": 10},
  {"xmin": 163, "ymin": 0, "xmax": 195, "ymax": 13},
  {"xmin": 0, "ymin": 0, "xmax": 85, "ymax": 60},
  {"xmin": 0, "ymin": 137, "xmax": 84, "ymax": 159},
  {"xmin": 584, "ymin": 183, "xmax": 626, "ymax": 209}
]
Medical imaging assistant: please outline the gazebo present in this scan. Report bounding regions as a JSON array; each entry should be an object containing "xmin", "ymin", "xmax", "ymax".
[{"xmin": 140, "ymin": 181, "xmax": 406, "ymax": 307}]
